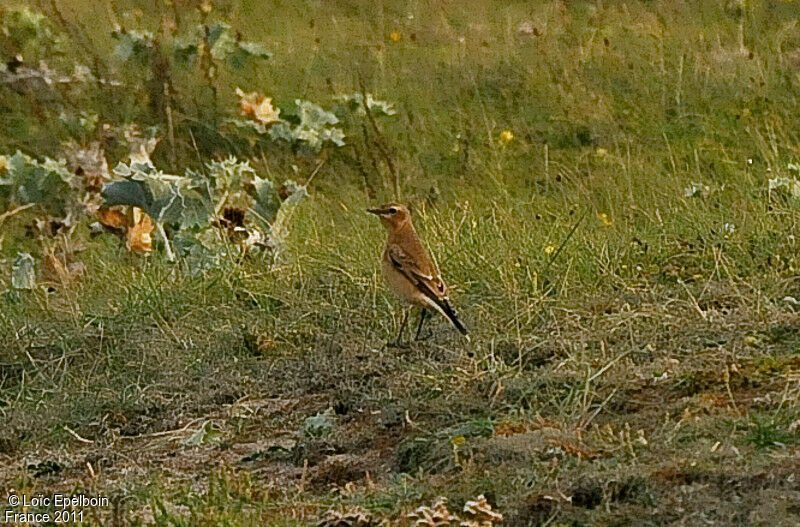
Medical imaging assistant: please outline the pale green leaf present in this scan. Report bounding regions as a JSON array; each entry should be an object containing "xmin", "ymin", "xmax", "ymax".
[
  {"xmin": 303, "ymin": 410, "xmax": 333, "ymax": 438},
  {"xmin": 251, "ymin": 176, "xmax": 280, "ymax": 224},
  {"xmin": 296, "ymin": 99, "xmax": 339, "ymax": 128},
  {"xmin": 336, "ymin": 93, "xmax": 397, "ymax": 116},
  {"xmin": 2, "ymin": 151, "xmax": 72, "ymax": 215},
  {"xmin": 237, "ymin": 40, "xmax": 271, "ymax": 59},
  {"xmin": 267, "ymin": 180, "xmax": 307, "ymax": 250},
  {"xmin": 208, "ymin": 24, "xmax": 235, "ymax": 60},
  {"xmin": 11, "ymin": 252, "xmax": 36, "ymax": 290},
  {"xmin": 225, "ymin": 117, "xmax": 267, "ymax": 135},
  {"xmin": 207, "ymin": 156, "xmax": 256, "ymax": 193},
  {"xmin": 102, "ymin": 162, "xmax": 211, "ymax": 227},
  {"xmin": 111, "ymin": 29, "xmax": 154, "ymax": 64},
  {"xmin": 184, "ymin": 421, "xmax": 222, "ymax": 446}
]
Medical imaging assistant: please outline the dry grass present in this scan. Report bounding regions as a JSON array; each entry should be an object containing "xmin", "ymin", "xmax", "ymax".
[{"xmin": 3, "ymin": 0, "xmax": 800, "ymax": 525}]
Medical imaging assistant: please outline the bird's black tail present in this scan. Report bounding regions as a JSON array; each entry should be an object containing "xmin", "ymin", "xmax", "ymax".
[
  {"xmin": 413, "ymin": 279, "xmax": 469, "ymax": 338},
  {"xmin": 440, "ymin": 298, "xmax": 468, "ymax": 336}
]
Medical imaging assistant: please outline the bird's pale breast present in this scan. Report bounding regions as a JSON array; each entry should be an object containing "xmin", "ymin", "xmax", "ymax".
[{"xmin": 381, "ymin": 252, "xmax": 430, "ymax": 307}]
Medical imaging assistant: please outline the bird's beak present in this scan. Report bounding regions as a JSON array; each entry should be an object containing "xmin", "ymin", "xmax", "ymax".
[{"xmin": 367, "ymin": 207, "xmax": 387, "ymax": 215}]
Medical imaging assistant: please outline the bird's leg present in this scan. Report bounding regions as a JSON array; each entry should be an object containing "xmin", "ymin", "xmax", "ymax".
[
  {"xmin": 414, "ymin": 308, "xmax": 428, "ymax": 341},
  {"xmin": 391, "ymin": 308, "xmax": 410, "ymax": 347}
]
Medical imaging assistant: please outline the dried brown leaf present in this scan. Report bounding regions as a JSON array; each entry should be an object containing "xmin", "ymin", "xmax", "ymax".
[
  {"xmin": 126, "ymin": 208, "xmax": 154, "ymax": 254},
  {"xmin": 63, "ymin": 141, "xmax": 111, "ymax": 192},
  {"xmin": 463, "ymin": 495, "xmax": 503, "ymax": 525},
  {"xmin": 236, "ymin": 87, "xmax": 281, "ymax": 126},
  {"xmin": 494, "ymin": 422, "xmax": 529, "ymax": 437},
  {"xmin": 547, "ymin": 439, "xmax": 600, "ymax": 460},
  {"xmin": 97, "ymin": 206, "xmax": 129, "ymax": 231}
]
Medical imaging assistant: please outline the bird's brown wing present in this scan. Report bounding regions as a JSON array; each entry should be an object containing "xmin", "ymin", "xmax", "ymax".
[
  {"xmin": 386, "ymin": 243, "xmax": 447, "ymax": 301},
  {"xmin": 386, "ymin": 243, "xmax": 468, "ymax": 335}
]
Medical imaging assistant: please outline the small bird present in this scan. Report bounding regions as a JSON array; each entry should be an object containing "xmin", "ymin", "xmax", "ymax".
[{"xmin": 368, "ymin": 203, "xmax": 468, "ymax": 343}]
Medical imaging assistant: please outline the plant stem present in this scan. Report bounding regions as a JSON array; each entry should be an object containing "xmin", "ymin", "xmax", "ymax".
[{"xmin": 156, "ymin": 222, "xmax": 175, "ymax": 262}]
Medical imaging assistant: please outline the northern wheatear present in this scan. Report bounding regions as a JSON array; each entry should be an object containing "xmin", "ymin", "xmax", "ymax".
[{"xmin": 368, "ymin": 203, "xmax": 468, "ymax": 343}]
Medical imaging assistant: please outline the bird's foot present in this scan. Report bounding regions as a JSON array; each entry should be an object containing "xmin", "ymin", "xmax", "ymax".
[{"xmin": 413, "ymin": 330, "xmax": 433, "ymax": 342}]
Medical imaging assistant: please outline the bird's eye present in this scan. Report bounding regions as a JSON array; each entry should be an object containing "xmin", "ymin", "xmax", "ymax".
[{"xmin": 389, "ymin": 207, "xmax": 397, "ymax": 214}]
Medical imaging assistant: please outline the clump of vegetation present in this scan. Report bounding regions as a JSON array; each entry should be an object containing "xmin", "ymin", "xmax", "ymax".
[{"xmin": 0, "ymin": 2, "xmax": 397, "ymax": 284}]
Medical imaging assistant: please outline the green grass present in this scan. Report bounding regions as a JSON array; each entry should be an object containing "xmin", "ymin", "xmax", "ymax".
[{"xmin": 3, "ymin": 0, "xmax": 800, "ymax": 525}]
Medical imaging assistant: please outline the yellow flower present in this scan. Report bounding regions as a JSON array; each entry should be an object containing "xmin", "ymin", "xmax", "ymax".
[
  {"xmin": 598, "ymin": 213, "xmax": 613, "ymax": 226},
  {"xmin": 389, "ymin": 31, "xmax": 402, "ymax": 42},
  {"xmin": 544, "ymin": 245, "xmax": 555, "ymax": 255},
  {"xmin": 199, "ymin": 1, "xmax": 213, "ymax": 14},
  {"xmin": 498, "ymin": 130, "xmax": 514, "ymax": 144},
  {"xmin": 0, "ymin": 155, "xmax": 7, "ymax": 173}
]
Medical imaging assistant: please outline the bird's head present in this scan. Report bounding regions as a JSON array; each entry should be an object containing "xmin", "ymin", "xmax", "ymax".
[{"xmin": 367, "ymin": 203, "xmax": 411, "ymax": 230}]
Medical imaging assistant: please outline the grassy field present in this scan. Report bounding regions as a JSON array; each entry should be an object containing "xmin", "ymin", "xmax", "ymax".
[{"xmin": 3, "ymin": 0, "xmax": 800, "ymax": 525}]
